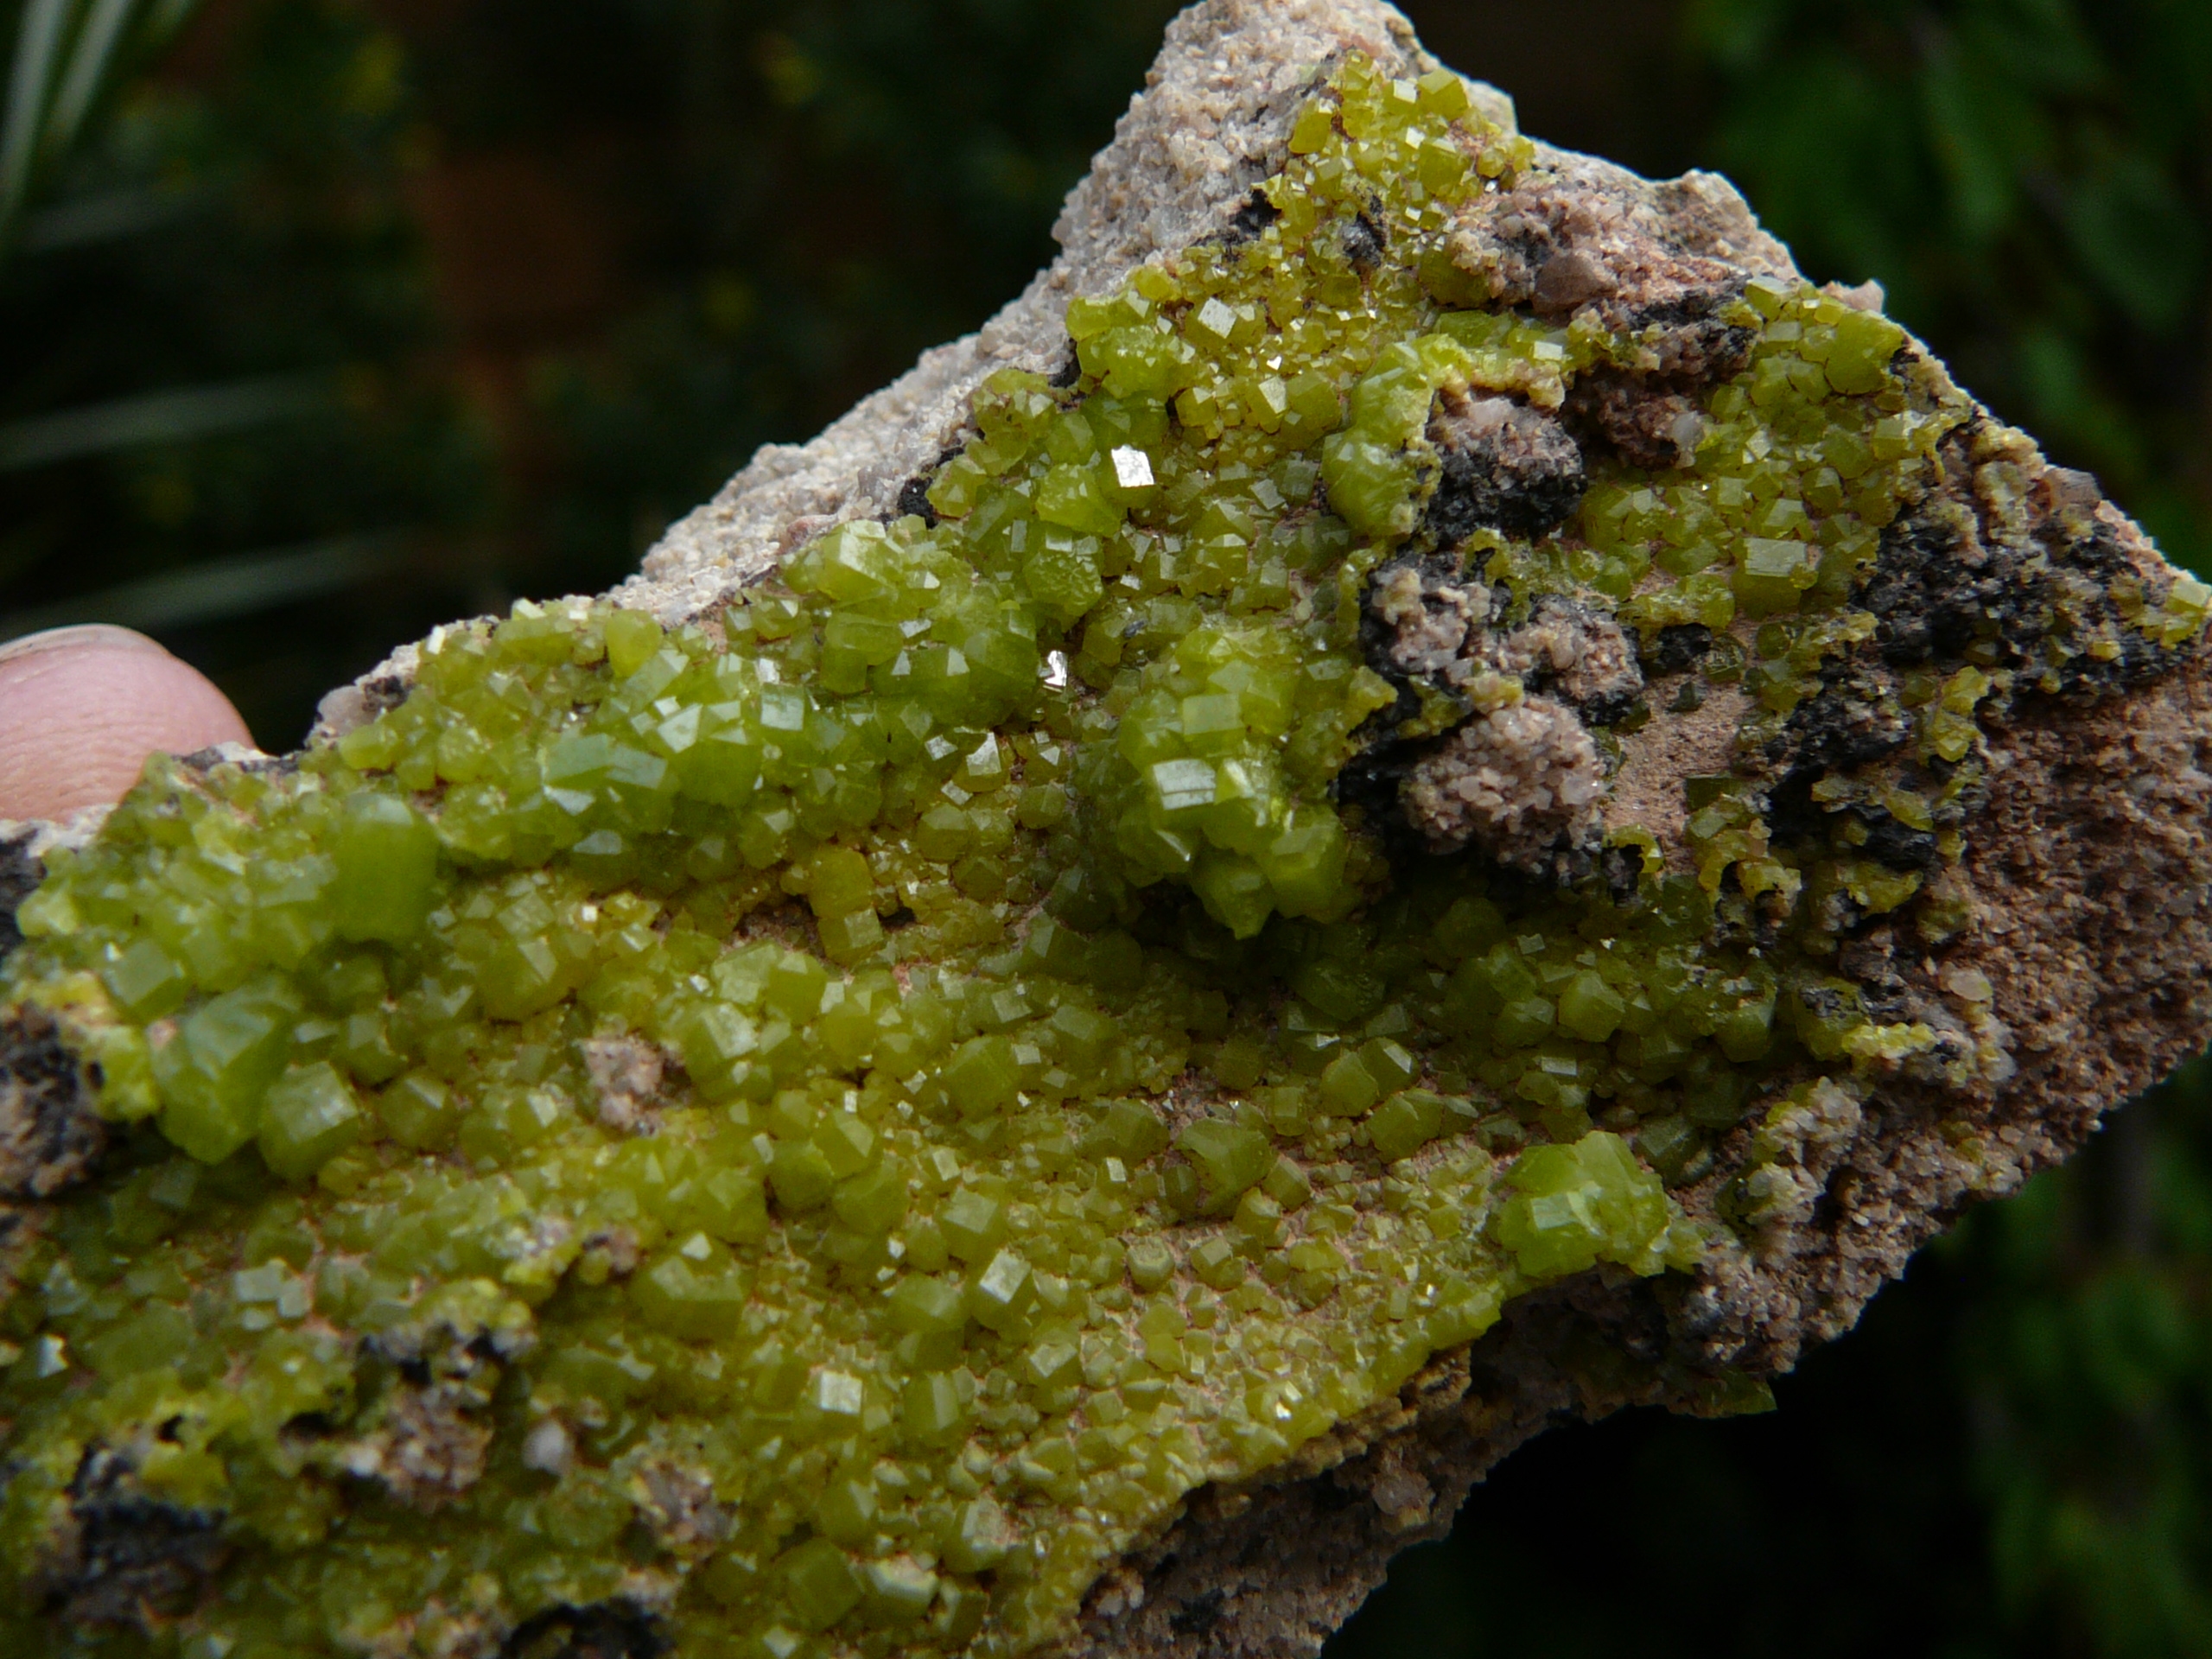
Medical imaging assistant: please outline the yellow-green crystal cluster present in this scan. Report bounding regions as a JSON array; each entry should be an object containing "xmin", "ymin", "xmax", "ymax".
[{"xmin": 0, "ymin": 51, "xmax": 2192, "ymax": 1659}]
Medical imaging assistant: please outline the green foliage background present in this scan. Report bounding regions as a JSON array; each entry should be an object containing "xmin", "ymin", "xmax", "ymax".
[{"xmin": 0, "ymin": 2, "xmax": 2206, "ymax": 1654}]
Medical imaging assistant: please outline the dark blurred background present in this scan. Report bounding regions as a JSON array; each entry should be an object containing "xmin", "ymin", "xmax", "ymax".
[{"xmin": 0, "ymin": 1, "xmax": 2206, "ymax": 1654}]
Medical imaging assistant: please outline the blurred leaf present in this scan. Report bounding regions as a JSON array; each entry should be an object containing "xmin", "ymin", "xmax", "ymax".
[
  {"xmin": 1684, "ymin": 0, "xmax": 1793, "ymax": 73},
  {"xmin": 2061, "ymin": 143, "xmax": 2204, "ymax": 332},
  {"xmin": 1918, "ymin": 43, "xmax": 2036, "ymax": 246},
  {"xmin": 46, "ymin": 0, "xmax": 141, "ymax": 161},
  {"xmin": 0, "ymin": 373, "xmax": 329, "ymax": 468},
  {"xmin": 0, "ymin": 0, "xmax": 198, "ymax": 256},
  {"xmin": 0, "ymin": 0, "xmax": 78, "ymax": 252},
  {"xmin": 18, "ymin": 175, "xmax": 210, "ymax": 250},
  {"xmin": 0, "ymin": 524, "xmax": 410, "ymax": 636},
  {"xmin": 2012, "ymin": 324, "xmax": 2150, "ymax": 477}
]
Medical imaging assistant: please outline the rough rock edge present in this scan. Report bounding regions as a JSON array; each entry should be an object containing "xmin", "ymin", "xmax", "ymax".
[
  {"xmin": 621, "ymin": 0, "xmax": 1790, "ymax": 622},
  {"xmin": 0, "ymin": 3, "xmax": 2204, "ymax": 1656},
  {"xmin": 315, "ymin": 0, "xmax": 1780, "ymax": 731}
]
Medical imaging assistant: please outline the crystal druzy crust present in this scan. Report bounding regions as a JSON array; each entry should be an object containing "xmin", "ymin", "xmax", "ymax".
[{"xmin": 4, "ymin": 3, "xmax": 2212, "ymax": 1657}]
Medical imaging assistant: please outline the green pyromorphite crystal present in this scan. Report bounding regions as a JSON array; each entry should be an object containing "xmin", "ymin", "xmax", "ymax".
[{"xmin": 1, "ymin": 46, "xmax": 2203, "ymax": 1659}]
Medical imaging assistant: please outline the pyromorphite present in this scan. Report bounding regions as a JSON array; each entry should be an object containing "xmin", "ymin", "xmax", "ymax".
[{"xmin": 0, "ymin": 11, "xmax": 2204, "ymax": 1659}]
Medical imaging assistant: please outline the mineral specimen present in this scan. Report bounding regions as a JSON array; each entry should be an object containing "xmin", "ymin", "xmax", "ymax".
[{"xmin": 4, "ymin": 3, "xmax": 2211, "ymax": 1657}]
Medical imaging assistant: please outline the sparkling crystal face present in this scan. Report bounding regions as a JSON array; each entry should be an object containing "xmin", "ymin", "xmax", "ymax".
[{"xmin": 2, "ymin": 48, "xmax": 2202, "ymax": 1659}]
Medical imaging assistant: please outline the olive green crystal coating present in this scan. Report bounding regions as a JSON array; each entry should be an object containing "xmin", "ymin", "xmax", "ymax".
[{"xmin": 1, "ymin": 49, "xmax": 2202, "ymax": 1659}]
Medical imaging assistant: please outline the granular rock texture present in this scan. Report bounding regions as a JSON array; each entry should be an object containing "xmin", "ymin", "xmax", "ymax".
[
  {"xmin": 3, "ymin": 3, "xmax": 2210, "ymax": 1658},
  {"xmin": 1402, "ymin": 700, "xmax": 1608, "ymax": 868},
  {"xmin": 1425, "ymin": 391, "xmax": 1586, "ymax": 543},
  {"xmin": 0, "ymin": 1005, "xmax": 105, "ymax": 1202}
]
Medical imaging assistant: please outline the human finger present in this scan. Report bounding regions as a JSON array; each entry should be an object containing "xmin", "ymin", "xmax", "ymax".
[{"xmin": 0, "ymin": 625, "xmax": 254, "ymax": 820}]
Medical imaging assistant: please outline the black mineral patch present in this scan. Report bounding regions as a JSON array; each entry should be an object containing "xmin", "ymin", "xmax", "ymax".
[
  {"xmin": 0, "ymin": 829, "xmax": 41, "ymax": 956},
  {"xmin": 358, "ymin": 673, "xmax": 411, "ymax": 721},
  {"xmin": 1764, "ymin": 763, "xmax": 1940, "ymax": 874},
  {"xmin": 1354, "ymin": 553, "xmax": 1469, "ymax": 690},
  {"xmin": 893, "ymin": 445, "xmax": 971, "ymax": 527},
  {"xmin": 1224, "ymin": 188, "xmax": 1281, "ymax": 244},
  {"xmin": 1559, "ymin": 282, "xmax": 1754, "ymax": 468},
  {"xmin": 1579, "ymin": 686, "xmax": 1644, "ymax": 728},
  {"xmin": 1609, "ymin": 303, "xmax": 1754, "ymax": 385},
  {"xmin": 1343, "ymin": 213, "xmax": 1386, "ymax": 273},
  {"xmin": 0, "ymin": 1003, "xmax": 106, "ymax": 1201},
  {"xmin": 1859, "ymin": 812, "xmax": 1940, "ymax": 871},
  {"xmin": 1644, "ymin": 623, "xmax": 1713, "ymax": 676},
  {"xmin": 1330, "ymin": 725, "xmax": 1434, "ymax": 866},
  {"xmin": 1167, "ymin": 1586, "xmax": 1226, "ymax": 1637},
  {"xmin": 1859, "ymin": 423, "xmax": 2184, "ymax": 698},
  {"xmin": 41, "ymin": 1447, "xmax": 229, "ymax": 1630},
  {"xmin": 1598, "ymin": 842, "xmax": 1644, "ymax": 905},
  {"xmin": 1860, "ymin": 514, "xmax": 2011, "ymax": 668},
  {"xmin": 503, "ymin": 1602, "xmax": 670, "ymax": 1659},
  {"xmin": 896, "ymin": 474, "xmax": 940, "ymax": 526},
  {"xmin": 1782, "ymin": 665, "xmax": 1912, "ymax": 772},
  {"xmin": 1423, "ymin": 392, "xmax": 1585, "ymax": 544}
]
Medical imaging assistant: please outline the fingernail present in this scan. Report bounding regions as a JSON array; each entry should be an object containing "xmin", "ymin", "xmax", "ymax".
[{"xmin": 0, "ymin": 624, "xmax": 174, "ymax": 668}]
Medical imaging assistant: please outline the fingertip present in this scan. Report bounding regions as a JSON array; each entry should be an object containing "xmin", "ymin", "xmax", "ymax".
[{"xmin": 0, "ymin": 627, "xmax": 255, "ymax": 820}]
